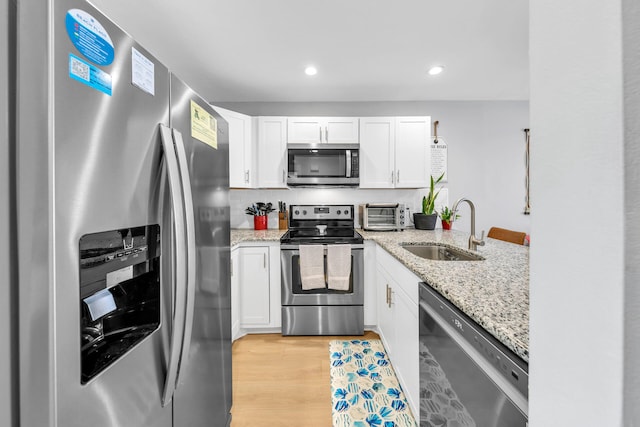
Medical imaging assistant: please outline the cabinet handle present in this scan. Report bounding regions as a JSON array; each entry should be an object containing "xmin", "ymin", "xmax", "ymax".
[
  {"xmin": 245, "ymin": 170, "xmax": 250, "ymax": 183},
  {"xmin": 385, "ymin": 284, "xmax": 390, "ymax": 306},
  {"xmin": 282, "ymin": 169, "xmax": 286, "ymax": 183},
  {"xmin": 388, "ymin": 286, "xmax": 393, "ymax": 308},
  {"xmin": 325, "ymin": 126, "xmax": 329, "ymax": 142},
  {"xmin": 319, "ymin": 126, "xmax": 322, "ymax": 142},
  {"xmin": 391, "ymin": 171, "xmax": 395, "ymax": 184},
  {"xmin": 264, "ymin": 253, "xmax": 267, "ymax": 269},
  {"xmin": 397, "ymin": 170, "xmax": 400, "ymax": 183}
]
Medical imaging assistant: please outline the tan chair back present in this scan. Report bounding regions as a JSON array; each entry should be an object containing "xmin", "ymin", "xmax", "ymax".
[{"xmin": 487, "ymin": 227, "xmax": 526, "ymax": 245}]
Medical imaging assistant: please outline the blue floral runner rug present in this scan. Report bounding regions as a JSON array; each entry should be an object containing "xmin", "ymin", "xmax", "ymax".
[{"xmin": 329, "ymin": 340, "xmax": 418, "ymax": 427}]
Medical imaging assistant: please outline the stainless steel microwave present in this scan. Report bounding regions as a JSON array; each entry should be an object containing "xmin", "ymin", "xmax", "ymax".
[{"xmin": 287, "ymin": 143, "xmax": 359, "ymax": 186}]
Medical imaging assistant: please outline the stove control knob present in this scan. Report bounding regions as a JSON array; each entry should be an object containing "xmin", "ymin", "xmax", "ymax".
[
  {"xmin": 294, "ymin": 210, "xmax": 300, "ymax": 215},
  {"xmin": 344, "ymin": 209, "xmax": 349, "ymax": 215},
  {"xmin": 302, "ymin": 210, "xmax": 307, "ymax": 215},
  {"xmin": 337, "ymin": 210, "xmax": 341, "ymax": 215}
]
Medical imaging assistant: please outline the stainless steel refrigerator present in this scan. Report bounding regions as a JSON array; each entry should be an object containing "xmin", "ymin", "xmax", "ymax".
[{"xmin": 5, "ymin": 0, "xmax": 232, "ymax": 425}]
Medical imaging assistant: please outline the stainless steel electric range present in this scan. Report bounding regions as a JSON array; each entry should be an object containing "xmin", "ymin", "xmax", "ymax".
[{"xmin": 280, "ymin": 205, "xmax": 364, "ymax": 336}]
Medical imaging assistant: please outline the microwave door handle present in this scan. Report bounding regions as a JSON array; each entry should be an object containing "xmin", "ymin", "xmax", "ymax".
[
  {"xmin": 346, "ymin": 150, "xmax": 352, "ymax": 178},
  {"xmin": 171, "ymin": 129, "xmax": 197, "ymax": 393},
  {"xmin": 159, "ymin": 124, "xmax": 188, "ymax": 407}
]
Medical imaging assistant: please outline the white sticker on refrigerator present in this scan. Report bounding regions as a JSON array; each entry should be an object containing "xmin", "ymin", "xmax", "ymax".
[
  {"xmin": 131, "ymin": 47, "xmax": 155, "ymax": 96},
  {"xmin": 65, "ymin": 9, "xmax": 114, "ymax": 66},
  {"xmin": 190, "ymin": 100, "xmax": 218, "ymax": 149}
]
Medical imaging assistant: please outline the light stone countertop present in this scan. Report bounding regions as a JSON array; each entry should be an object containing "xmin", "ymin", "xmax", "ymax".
[
  {"xmin": 359, "ymin": 228, "xmax": 529, "ymax": 363},
  {"xmin": 230, "ymin": 229, "xmax": 286, "ymax": 247},
  {"xmin": 230, "ymin": 227, "xmax": 529, "ymax": 362}
]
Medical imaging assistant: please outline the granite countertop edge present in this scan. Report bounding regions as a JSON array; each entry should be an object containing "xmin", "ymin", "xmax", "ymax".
[{"xmin": 230, "ymin": 229, "xmax": 287, "ymax": 247}]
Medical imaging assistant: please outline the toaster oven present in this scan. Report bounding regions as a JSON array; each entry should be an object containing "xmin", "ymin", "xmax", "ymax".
[{"xmin": 360, "ymin": 203, "xmax": 408, "ymax": 231}]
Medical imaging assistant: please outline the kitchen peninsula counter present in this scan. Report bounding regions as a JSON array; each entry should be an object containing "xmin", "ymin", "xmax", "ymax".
[{"xmin": 359, "ymin": 228, "xmax": 529, "ymax": 363}]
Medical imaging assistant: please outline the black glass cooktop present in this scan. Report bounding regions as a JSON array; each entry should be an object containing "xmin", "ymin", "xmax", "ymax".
[{"xmin": 280, "ymin": 228, "xmax": 363, "ymax": 245}]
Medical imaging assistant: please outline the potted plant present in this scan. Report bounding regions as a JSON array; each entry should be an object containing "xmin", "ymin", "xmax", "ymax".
[
  {"xmin": 245, "ymin": 202, "xmax": 275, "ymax": 230},
  {"xmin": 413, "ymin": 172, "xmax": 445, "ymax": 230},
  {"xmin": 439, "ymin": 206, "xmax": 460, "ymax": 230}
]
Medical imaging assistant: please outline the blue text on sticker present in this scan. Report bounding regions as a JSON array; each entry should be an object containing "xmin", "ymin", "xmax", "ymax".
[{"xmin": 69, "ymin": 54, "xmax": 112, "ymax": 96}]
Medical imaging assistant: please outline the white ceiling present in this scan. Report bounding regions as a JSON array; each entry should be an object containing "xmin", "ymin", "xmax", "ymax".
[{"xmin": 88, "ymin": 0, "xmax": 529, "ymax": 103}]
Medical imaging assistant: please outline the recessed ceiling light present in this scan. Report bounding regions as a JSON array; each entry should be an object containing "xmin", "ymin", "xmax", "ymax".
[
  {"xmin": 428, "ymin": 65, "xmax": 445, "ymax": 76},
  {"xmin": 305, "ymin": 66, "xmax": 318, "ymax": 76}
]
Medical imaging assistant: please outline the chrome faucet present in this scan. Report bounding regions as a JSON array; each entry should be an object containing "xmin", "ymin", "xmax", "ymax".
[{"xmin": 451, "ymin": 198, "xmax": 485, "ymax": 251}]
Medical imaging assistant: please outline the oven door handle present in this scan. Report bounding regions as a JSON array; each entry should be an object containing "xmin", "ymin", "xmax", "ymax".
[{"xmin": 280, "ymin": 244, "xmax": 364, "ymax": 251}]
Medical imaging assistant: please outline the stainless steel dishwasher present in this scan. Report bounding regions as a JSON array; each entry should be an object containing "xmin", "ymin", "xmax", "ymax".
[{"xmin": 419, "ymin": 282, "xmax": 528, "ymax": 427}]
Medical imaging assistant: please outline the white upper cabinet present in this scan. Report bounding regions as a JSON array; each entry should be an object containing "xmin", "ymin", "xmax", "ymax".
[
  {"xmin": 257, "ymin": 117, "xmax": 288, "ymax": 188},
  {"xmin": 213, "ymin": 106, "xmax": 254, "ymax": 188},
  {"xmin": 395, "ymin": 117, "xmax": 430, "ymax": 188},
  {"xmin": 287, "ymin": 117, "xmax": 359, "ymax": 144},
  {"xmin": 359, "ymin": 117, "xmax": 396, "ymax": 188},
  {"xmin": 325, "ymin": 117, "xmax": 360, "ymax": 143},
  {"xmin": 359, "ymin": 116, "xmax": 430, "ymax": 188}
]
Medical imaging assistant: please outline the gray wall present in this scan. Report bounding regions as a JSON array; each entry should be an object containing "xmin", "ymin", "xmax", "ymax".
[
  {"xmin": 219, "ymin": 101, "xmax": 530, "ymax": 235},
  {"xmin": 1, "ymin": 0, "xmax": 17, "ymax": 426},
  {"xmin": 623, "ymin": 0, "xmax": 640, "ymax": 422}
]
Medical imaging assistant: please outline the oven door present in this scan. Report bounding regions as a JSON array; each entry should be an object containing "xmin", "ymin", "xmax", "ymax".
[
  {"xmin": 419, "ymin": 289, "xmax": 528, "ymax": 426},
  {"xmin": 280, "ymin": 244, "xmax": 364, "ymax": 306}
]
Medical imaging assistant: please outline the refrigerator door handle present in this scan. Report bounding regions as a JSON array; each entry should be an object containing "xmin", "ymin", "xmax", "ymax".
[
  {"xmin": 171, "ymin": 128, "xmax": 197, "ymax": 391},
  {"xmin": 159, "ymin": 124, "xmax": 189, "ymax": 407}
]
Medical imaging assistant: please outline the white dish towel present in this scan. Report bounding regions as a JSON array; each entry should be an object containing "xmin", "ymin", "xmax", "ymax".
[
  {"xmin": 299, "ymin": 245, "xmax": 326, "ymax": 290},
  {"xmin": 327, "ymin": 244, "xmax": 351, "ymax": 291}
]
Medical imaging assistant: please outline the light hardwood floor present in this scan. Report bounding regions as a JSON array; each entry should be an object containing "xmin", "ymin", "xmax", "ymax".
[{"xmin": 231, "ymin": 331, "xmax": 380, "ymax": 426}]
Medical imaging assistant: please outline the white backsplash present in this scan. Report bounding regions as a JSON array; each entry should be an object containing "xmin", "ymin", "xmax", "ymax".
[{"xmin": 230, "ymin": 187, "xmax": 449, "ymax": 229}]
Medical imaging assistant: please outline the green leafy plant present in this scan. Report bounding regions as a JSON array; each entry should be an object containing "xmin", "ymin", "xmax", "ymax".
[
  {"xmin": 421, "ymin": 172, "xmax": 445, "ymax": 215},
  {"xmin": 439, "ymin": 206, "xmax": 461, "ymax": 224},
  {"xmin": 245, "ymin": 202, "xmax": 275, "ymax": 216}
]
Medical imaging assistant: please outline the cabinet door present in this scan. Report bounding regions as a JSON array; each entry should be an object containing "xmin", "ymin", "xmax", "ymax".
[
  {"xmin": 287, "ymin": 117, "xmax": 323, "ymax": 144},
  {"xmin": 214, "ymin": 106, "xmax": 253, "ymax": 188},
  {"xmin": 257, "ymin": 117, "xmax": 288, "ymax": 188},
  {"xmin": 238, "ymin": 247, "xmax": 270, "ymax": 326},
  {"xmin": 231, "ymin": 249, "xmax": 240, "ymax": 340},
  {"xmin": 325, "ymin": 117, "xmax": 359, "ymax": 144},
  {"xmin": 376, "ymin": 266, "xmax": 395, "ymax": 354},
  {"xmin": 394, "ymin": 117, "xmax": 430, "ymax": 188},
  {"xmin": 391, "ymin": 286, "xmax": 419, "ymax": 414},
  {"xmin": 359, "ymin": 117, "xmax": 395, "ymax": 188}
]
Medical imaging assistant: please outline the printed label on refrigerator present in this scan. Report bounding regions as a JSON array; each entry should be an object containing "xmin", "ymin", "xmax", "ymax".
[
  {"xmin": 65, "ymin": 9, "xmax": 114, "ymax": 66},
  {"xmin": 68, "ymin": 54, "xmax": 112, "ymax": 96},
  {"xmin": 190, "ymin": 100, "xmax": 218, "ymax": 149},
  {"xmin": 131, "ymin": 47, "xmax": 155, "ymax": 96}
]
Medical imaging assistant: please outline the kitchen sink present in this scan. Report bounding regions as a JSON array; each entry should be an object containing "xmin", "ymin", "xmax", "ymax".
[{"xmin": 401, "ymin": 244, "xmax": 485, "ymax": 261}]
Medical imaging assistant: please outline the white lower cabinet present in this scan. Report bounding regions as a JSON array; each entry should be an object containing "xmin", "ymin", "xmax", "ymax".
[
  {"xmin": 238, "ymin": 246, "xmax": 270, "ymax": 325},
  {"xmin": 233, "ymin": 243, "xmax": 281, "ymax": 339},
  {"xmin": 375, "ymin": 245, "xmax": 420, "ymax": 418}
]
